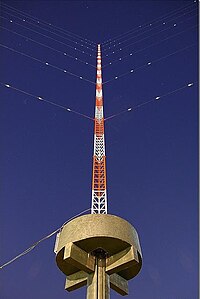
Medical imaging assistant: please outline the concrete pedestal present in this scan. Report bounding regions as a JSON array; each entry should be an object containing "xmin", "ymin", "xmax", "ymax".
[{"xmin": 55, "ymin": 214, "xmax": 142, "ymax": 297}]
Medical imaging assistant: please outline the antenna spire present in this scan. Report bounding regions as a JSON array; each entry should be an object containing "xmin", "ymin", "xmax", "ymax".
[{"xmin": 91, "ymin": 44, "xmax": 107, "ymax": 214}]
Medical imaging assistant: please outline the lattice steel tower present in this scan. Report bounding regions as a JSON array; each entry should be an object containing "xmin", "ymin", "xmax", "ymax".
[
  {"xmin": 55, "ymin": 44, "xmax": 142, "ymax": 299},
  {"xmin": 91, "ymin": 44, "xmax": 107, "ymax": 214}
]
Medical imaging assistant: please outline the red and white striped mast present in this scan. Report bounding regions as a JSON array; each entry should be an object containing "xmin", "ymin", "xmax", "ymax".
[
  {"xmin": 55, "ymin": 46, "xmax": 142, "ymax": 299},
  {"xmin": 91, "ymin": 44, "xmax": 107, "ymax": 214}
]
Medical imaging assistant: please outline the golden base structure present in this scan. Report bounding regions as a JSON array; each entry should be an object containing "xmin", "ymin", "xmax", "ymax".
[{"xmin": 55, "ymin": 214, "xmax": 142, "ymax": 298}]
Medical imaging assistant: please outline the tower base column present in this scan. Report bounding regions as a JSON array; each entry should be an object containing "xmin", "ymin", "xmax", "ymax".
[{"xmin": 87, "ymin": 255, "xmax": 110, "ymax": 299}]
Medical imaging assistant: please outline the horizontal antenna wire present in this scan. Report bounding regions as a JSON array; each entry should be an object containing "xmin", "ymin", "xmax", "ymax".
[
  {"xmin": 103, "ymin": 5, "xmax": 197, "ymax": 50},
  {"xmin": 0, "ymin": 43, "xmax": 95, "ymax": 85},
  {"xmin": 102, "ymin": 1, "xmax": 196, "ymax": 45},
  {"xmin": 103, "ymin": 43, "xmax": 196, "ymax": 85},
  {"xmin": 0, "ymin": 25, "xmax": 96, "ymax": 68},
  {"xmin": 0, "ymin": 208, "xmax": 91, "ymax": 270},
  {"xmin": 132, "ymin": 82, "xmax": 197, "ymax": 109},
  {"xmin": 102, "ymin": 14, "xmax": 197, "ymax": 58},
  {"xmin": 0, "ymin": 82, "xmax": 94, "ymax": 120},
  {"xmin": 0, "ymin": 16, "xmax": 95, "ymax": 58},
  {"xmin": 1, "ymin": 2, "xmax": 96, "ymax": 47},
  {"xmin": 102, "ymin": 25, "xmax": 197, "ymax": 71},
  {"xmin": 105, "ymin": 109, "xmax": 132, "ymax": 121},
  {"xmin": 0, "ymin": 81, "xmax": 196, "ymax": 122},
  {"xmin": 1, "ymin": 10, "xmax": 96, "ymax": 52},
  {"xmin": 105, "ymin": 81, "xmax": 196, "ymax": 120},
  {"xmin": 103, "ymin": 7, "xmax": 197, "ymax": 52}
]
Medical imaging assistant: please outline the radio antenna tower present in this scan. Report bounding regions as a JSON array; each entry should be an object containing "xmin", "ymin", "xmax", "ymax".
[
  {"xmin": 92, "ymin": 44, "xmax": 107, "ymax": 214},
  {"xmin": 55, "ymin": 44, "xmax": 142, "ymax": 299}
]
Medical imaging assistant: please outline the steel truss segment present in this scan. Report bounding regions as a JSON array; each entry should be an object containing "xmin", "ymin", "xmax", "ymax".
[
  {"xmin": 93, "ymin": 135, "xmax": 105, "ymax": 157},
  {"xmin": 91, "ymin": 44, "xmax": 108, "ymax": 214},
  {"xmin": 91, "ymin": 190, "xmax": 107, "ymax": 214}
]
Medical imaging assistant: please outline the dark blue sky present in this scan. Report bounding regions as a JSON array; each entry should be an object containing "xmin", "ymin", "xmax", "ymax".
[{"xmin": 0, "ymin": 1, "xmax": 198, "ymax": 299}]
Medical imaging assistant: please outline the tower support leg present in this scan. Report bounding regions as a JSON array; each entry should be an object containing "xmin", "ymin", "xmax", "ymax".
[{"xmin": 87, "ymin": 257, "xmax": 110, "ymax": 299}]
